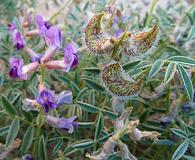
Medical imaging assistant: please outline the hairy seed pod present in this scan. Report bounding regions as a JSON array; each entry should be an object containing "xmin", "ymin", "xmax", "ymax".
[
  {"xmin": 84, "ymin": 13, "xmax": 115, "ymax": 55},
  {"xmin": 123, "ymin": 25, "xmax": 159, "ymax": 58},
  {"xmin": 101, "ymin": 62, "xmax": 144, "ymax": 98}
]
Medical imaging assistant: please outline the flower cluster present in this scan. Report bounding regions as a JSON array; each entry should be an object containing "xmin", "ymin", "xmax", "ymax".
[
  {"xmin": 8, "ymin": 15, "xmax": 78, "ymax": 133},
  {"xmin": 8, "ymin": 15, "xmax": 78, "ymax": 80}
]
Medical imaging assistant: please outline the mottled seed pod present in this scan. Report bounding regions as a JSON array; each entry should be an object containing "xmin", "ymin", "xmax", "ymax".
[
  {"xmin": 101, "ymin": 62, "xmax": 144, "ymax": 98},
  {"xmin": 123, "ymin": 25, "xmax": 159, "ymax": 59},
  {"xmin": 84, "ymin": 13, "xmax": 115, "ymax": 55}
]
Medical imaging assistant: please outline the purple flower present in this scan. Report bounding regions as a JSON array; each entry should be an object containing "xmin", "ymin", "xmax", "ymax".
[
  {"xmin": 31, "ymin": 53, "xmax": 42, "ymax": 62},
  {"xmin": 114, "ymin": 29, "xmax": 123, "ymax": 38},
  {"xmin": 36, "ymin": 89, "xmax": 58, "ymax": 113},
  {"xmin": 8, "ymin": 23, "xmax": 25, "ymax": 50},
  {"xmin": 46, "ymin": 115, "xmax": 78, "ymax": 133},
  {"xmin": 12, "ymin": 30, "xmax": 25, "ymax": 50},
  {"xmin": 36, "ymin": 15, "xmax": 51, "ymax": 33},
  {"xmin": 22, "ymin": 98, "xmax": 39, "ymax": 112},
  {"xmin": 9, "ymin": 57, "xmax": 27, "ymax": 80},
  {"xmin": 36, "ymin": 15, "xmax": 61, "ymax": 48},
  {"xmin": 8, "ymin": 23, "xmax": 16, "ymax": 32},
  {"xmin": 58, "ymin": 116, "xmax": 78, "ymax": 133},
  {"xmin": 112, "ymin": 15, "xmax": 127, "ymax": 27},
  {"xmin": 56, "ymin": 90, "xmax": 73, "ymax": 105},
  {"xmin": 42, "ymin": 26, "xmax": 62, "ymax": 48},
  {"xmin": 64, "ymin": 43, "xmax": 78, "ymax": 72},
  {"xmin": 182, "ymin": 102, "xmax": 195, "ymax": 112},
  {"xmin": 22, "ymin": 154, "xmax": 33, "ymax": 160},
  {"xmin": 160, "ymin": 115, "xmax": 173, "ymax": 128}
]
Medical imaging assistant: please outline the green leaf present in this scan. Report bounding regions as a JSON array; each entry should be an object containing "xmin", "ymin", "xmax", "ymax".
[
  {"xmin": 38, "ymin": 135, "xmax": 48, "ymax": 160},
  {"xmin": 171, "ymin": 128, "xmax": 188, "ymax": 138},
  {"xmin": 164, "ymin": 62, "xmax": 177, "ymax": 83},
  {"xmin": 52, "ymin": 140, "xmax": 63, "ymax": 156},
  {"xmin": 95, "ymin": 112, "xmax": 104, "ymax": 139},
  {"xmin": 12, "ymin": 92, "xmax": 21, "ymax": 107},
  {"xmin": 102, "ymin": 110, "xmax": 117, "ymax": 120},
  {"xmin": 2, "ymin": 95, "xmax": 17, "ymax": 115},
  {"xmin": 96, "ymin": 132, "xmax": 114, "ymax": 143},
  {"xmin": 71, "ymin": 81, "xmax": 80, "ymax": 94},
  {"xmin": 6, "ymin": 118, "xmax": 20, "ymax": 147},
  {"xmin": 77, "ymin": 101, "xmax": 100, "ymax": 113},
  {"xmin": 156, "ymin": 139, "xmax": 175, "ymax": 145},
  {"xmin": 22, "ymin": 110, "xmax": 33, "ymax": 121},
  {"xmin": 166, "ymin": 45, "xmax": 185, "ymax": 55},
  {"xmin": 78, "ymin": 122, "xmax": 94, "ymax": 128},
  {"xmin": 131, "ymin": 60, "xmax": 150, "ymax": 70},
  {"xmin": 148, "ymin": 59, "xmax": 164, "ymax": 78},
  {"xmin": 168, "ymin": 56, "xmax": 195, "ymax": 66},
  {"xmin": 122, "ymin": 60, "xmax": 141, "ymax": 71},
  {"xmin": 128, "ymin": 60, "xmax": 151, "ymax": 75},
  {"xmin": 72, "ymin": 139, "xmax": 94, "ymax": 149},
  {"xmin": 172, "ymin": 139, "xmax": 189, "ymax": 160},
  {"xmin": 183, "ymin": 155, "xmax": 195, "ymax": 160},
  {"xmin": 57, "ymin": 75, "xmax": 71, "ymax": 86},
  {"xmin": 177, "ymin": 65, "xmax": 193, "ymax": 101},
  {"xmin": 20, "ymin": 126, "xmax": 34, "ymax": 155},
  {"xmin": 187, "ymin": 26, "xmax": 195, "ymax": 40},
  {"xmin": 83, "ymin": 78, "xmax": 105, "ymax": 92},
  {"xmin": 0, "ymin": 125, "xmax": 10, "ymax": 136},
  {"xmin": 139, "ymin": 109, "xmax": 150, "ymax": 123},
  {"xmin": 76, "ymin": 87, "xmax": 88, "ymax": 101},
  {"xmin": 83, "ymin": 67, "xmax": 100, "ymax": 75}
]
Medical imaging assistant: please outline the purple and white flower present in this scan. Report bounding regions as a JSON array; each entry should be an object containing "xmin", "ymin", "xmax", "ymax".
[
  {"xmin": 36, "ymin": 15, "xmax": 62, "ymax": 63},
  {"xmin": 13, "ymin": 31, "xmax": 25, "ymax": 50},
  {"xmin": 21, "ymin": 154, "xmax": 33, "ymax": 160},
  {"xmin": 35, "ymin": 89, "xmax": 73, "ymax": 113},
  {"xmin": 8, "ymin": 23, "xmax": 25, "ymax": 50},
  {"xmin": 160, "ymin": 115, "xmax": 173, "ymax": 128},
  {"xmin": 56, "ymin": 90, "xmax": 72, "ymax": 105},
  {"xmin": 114, "ymin": 29, "xmax": 123, "ymax": 38},
  {"xmin": 182, "ymin": 102, "xmax": 195, "ymax": 112},
  {"xmin": 36, "ymin": 15, "xmax": 61, "ymax": 48},
  {"xmin": 46, "ymin": 115, "xmax": 78, "ymax": 133},
  {"xmin": 9, "ymin": 58, "xmax": 27, "ymax": 80},
  {"xmin": 8, "ymin": 23, "xmax": 16, "ymax": 32},
  {"xmin": 64, "ymin": 43, "xmax": 78, "ymax": 72},
  {"xmin": 36, "ymin": 15, "xmax": 52, "ymax": 34},
  {"xmin": 22, "ymin": 98, "xmax": 39, "ymax": 112},
  {"xmin": 36, "ymin": 89, "xmax": 58, "ymax": 113}
]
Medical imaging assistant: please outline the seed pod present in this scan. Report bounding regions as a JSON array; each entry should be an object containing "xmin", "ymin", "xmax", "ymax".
[
  {"xmin": 101, "ymin": 62, "xmax": 144, "ymax": 98},
  {"xmin": 123, "ymin": 25, "xmax": 159, "ymax": 59},
  {"xmin": 84, "ymin": 13, "xmax": 115, "ymax": 55}
]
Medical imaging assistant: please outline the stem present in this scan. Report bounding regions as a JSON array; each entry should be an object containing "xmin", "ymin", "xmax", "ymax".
[
  {"xmin": 33, "ymin": 126, "xmax": 41, "ymax": 156},
  {"xmin": 145, "ymin": 0, "xmax": 158, "ymax": 28},
  {"xmin": 111, "ymin": 26, "xmax": 129, "ymax": 61},
  {"xmin": 33, "ymin": 107, "xmax": 44, "ymax": 157},
  {"xmin": 40, "ymin": 65, "xmax": 45, "ymax": 84}
]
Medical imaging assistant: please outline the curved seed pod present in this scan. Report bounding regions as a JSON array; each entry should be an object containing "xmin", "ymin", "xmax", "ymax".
[
  {"xmin": 123, "ymin": 25, "xmax": 159, "ymax": 58},
  {"xmin": 101, "ymin": 62, "xmax": 144, "ymax": 98},
  {"xmin": 84, "ymin": 13, "xmax": 115, "ymax": 55}
]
